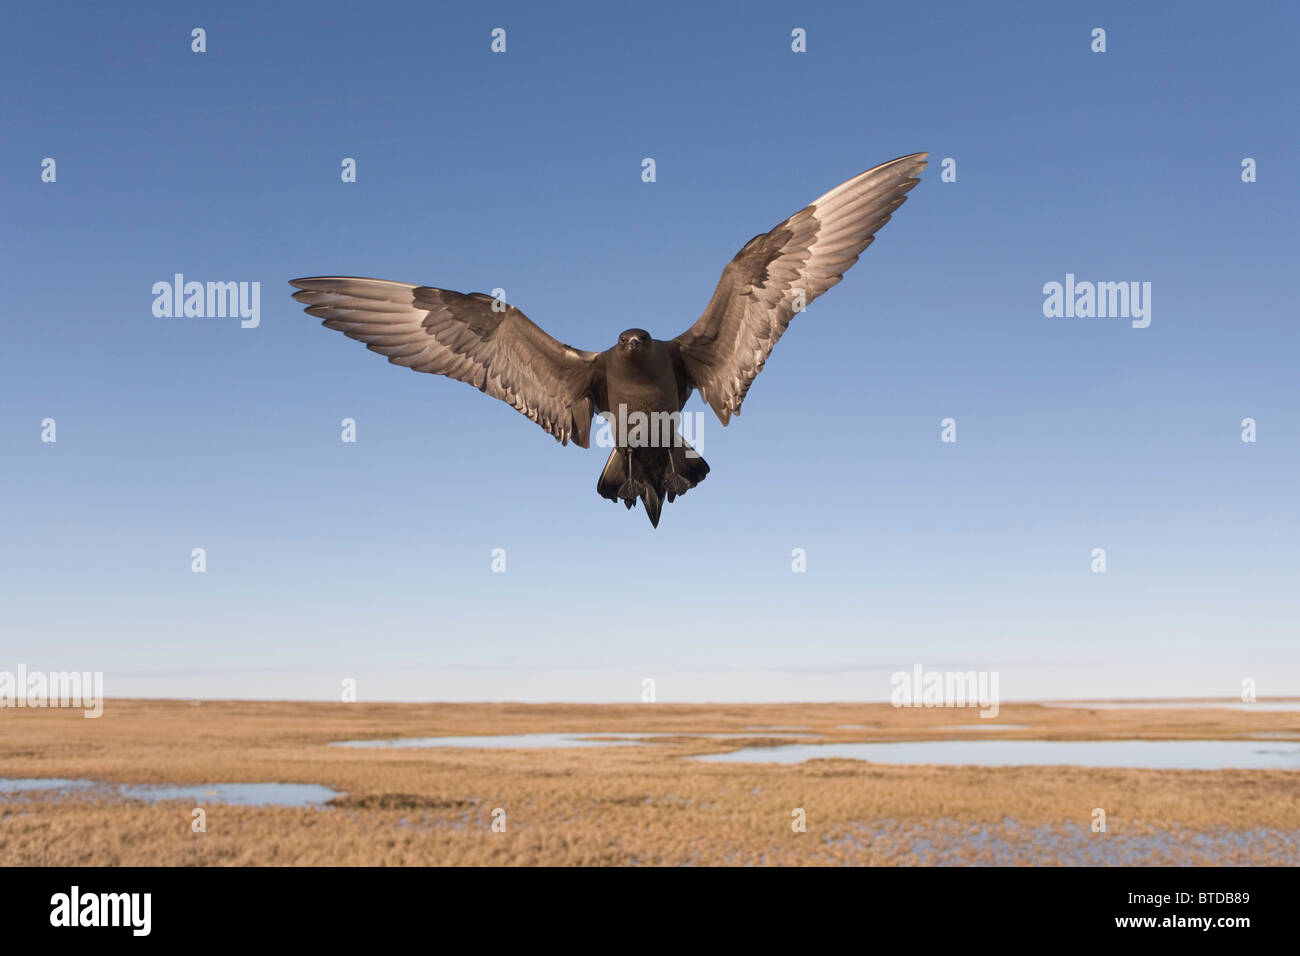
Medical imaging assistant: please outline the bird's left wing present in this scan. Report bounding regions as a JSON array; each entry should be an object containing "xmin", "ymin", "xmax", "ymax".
[
  {"xmin": 290, "ymin": 277, "xmax": 601, "ymax": 446},
  {"xmin": 672, "ymin": 153, "xmax": 927, "ymax": 425}
]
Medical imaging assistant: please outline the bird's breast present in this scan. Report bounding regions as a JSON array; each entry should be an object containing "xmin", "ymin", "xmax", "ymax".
[{"xmin": 604, "ymin": 348, "xmax": 682, "ymax": 416}]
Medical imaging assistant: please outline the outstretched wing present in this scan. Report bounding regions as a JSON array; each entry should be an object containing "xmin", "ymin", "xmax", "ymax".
[
  {"xmin": 673, "ymin": 153, "xmax": 927, "ymax": 425},
  {"xmin": 290, "ymin": 277, "xmax": 601, "ymax": 447}
]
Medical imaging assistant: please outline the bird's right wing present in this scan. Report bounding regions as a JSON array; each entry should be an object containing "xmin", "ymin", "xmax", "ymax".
[
  {"xmin": 290, "ymin": 277, "xmax": 601, "ymax": 447},
  {"xmin": 673, "ymin": 153, "xmax": 927, "ymax": 425}
]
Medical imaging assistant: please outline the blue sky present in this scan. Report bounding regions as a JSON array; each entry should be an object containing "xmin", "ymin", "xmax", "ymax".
[{"xmin": 2, "ymin": 1, "xmax": 1297, "ymax": 702}]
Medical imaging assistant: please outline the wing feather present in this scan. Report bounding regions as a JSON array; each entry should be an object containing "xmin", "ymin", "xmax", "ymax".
[
  {"xmin": 290, "ymin": 277, "xmax": 601, "ymax": 446},
  {"xmin": 673, "ymin": 153, "xmax": 927, "ymax": 424}
]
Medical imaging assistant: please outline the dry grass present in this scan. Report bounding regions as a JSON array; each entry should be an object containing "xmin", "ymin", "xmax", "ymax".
[{"xmin": 2, "ymin": 699, "xmax": 1298, "ymax": 865}]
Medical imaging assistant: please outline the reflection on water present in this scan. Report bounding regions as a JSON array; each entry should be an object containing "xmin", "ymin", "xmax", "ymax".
[
  {"xmin": 694, "ymin": 739, "xmax": 1300, "ymax": 770},
  {"xmin": 0, "ymin": 778, "xmax": 339, "ymax": 806}
]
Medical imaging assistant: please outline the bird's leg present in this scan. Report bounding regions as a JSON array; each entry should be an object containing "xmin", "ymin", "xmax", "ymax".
[
  {"xmin": 617, "ymin": 447, "xmax": 638, "ymax": 503},
  {"xmin": 664, "ymin": 438, "xmax": 690, "ymax": 499},
  {"xmin": 663, "ymin": 444, "xmax": 677, "ymax": 500}
]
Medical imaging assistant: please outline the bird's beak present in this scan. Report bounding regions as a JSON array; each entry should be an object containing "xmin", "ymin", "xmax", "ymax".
[{"xmin": 627, "ymin": 338, "xmax": 642, "ymax": 351}]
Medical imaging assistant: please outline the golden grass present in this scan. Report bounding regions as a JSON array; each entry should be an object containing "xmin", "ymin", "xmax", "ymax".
[{"xmin": 2, "ymin": 699, "xmax": 1298, "ymax": 865}]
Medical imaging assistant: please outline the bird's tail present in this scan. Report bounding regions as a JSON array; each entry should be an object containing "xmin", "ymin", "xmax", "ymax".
[{"xmin": 597, "ymin": 441, "xmax": 710, "ymax": 528}]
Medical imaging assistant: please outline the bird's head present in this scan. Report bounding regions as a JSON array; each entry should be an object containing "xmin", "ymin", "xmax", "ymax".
[{"xmin": 617, "ymin": 329, "xmax": 650, "ymax": 354}]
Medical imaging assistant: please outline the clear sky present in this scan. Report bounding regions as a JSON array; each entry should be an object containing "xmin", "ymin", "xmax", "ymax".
[{"xmin": 2, "ymin": 1, "xmax": 1297, "ymax": 703}]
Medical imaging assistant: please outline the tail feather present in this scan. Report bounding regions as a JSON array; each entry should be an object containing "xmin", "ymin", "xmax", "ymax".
[
  {"xmin": 640, "ymin": 486, "xmax": 662, "ymax": 528},
  {"xmin": 597, "ymin": 440, "xmax": 709, "ymax": 527}
]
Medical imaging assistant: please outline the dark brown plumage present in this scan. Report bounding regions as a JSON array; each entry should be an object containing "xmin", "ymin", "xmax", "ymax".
[{"xmin": 290, "ymin": 152, "xmax": 927, "ymax": 527}]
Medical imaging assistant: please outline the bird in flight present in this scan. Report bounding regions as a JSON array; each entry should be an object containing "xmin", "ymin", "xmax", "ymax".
[{"xmin": 291, "ymin": 152, "xmax": 926, "ymax": 527}]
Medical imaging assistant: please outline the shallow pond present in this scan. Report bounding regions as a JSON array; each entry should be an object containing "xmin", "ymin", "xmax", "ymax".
[
  {"xmin": 693, "ymin": 739, "xmax": 1300, "ymax": 770},
  {"xmin": 0, "ymin": 778, "xmax": 339, "ymax": 806}
]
